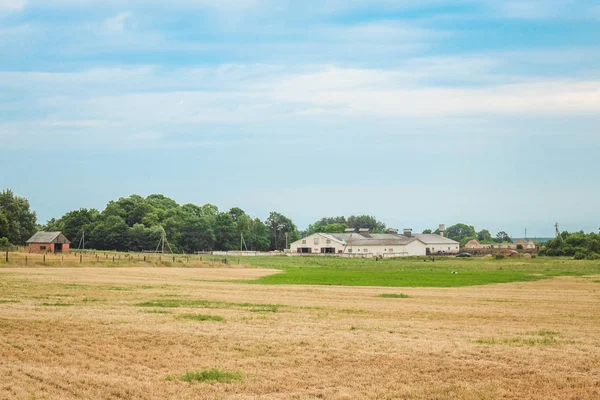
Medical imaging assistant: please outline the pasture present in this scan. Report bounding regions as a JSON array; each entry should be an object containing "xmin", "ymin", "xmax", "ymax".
[{"xmin": 1, "ymin": 256, "xmax": 599, "ymax": 399}]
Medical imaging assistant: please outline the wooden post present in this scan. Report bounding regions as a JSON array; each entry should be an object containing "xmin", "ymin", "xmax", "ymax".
[
  {"xmin": 25, "ymin": 256, "xmax": 28, "ymax": 265},
  {"xmin": 5, "ymin": 250, "xmax": 7, "ymax": 263},
  {"xmin": 112, "ymin": 256, "xmax": 115, "ymax": 263},
  {"xmin": 80, "ymin": 254, "xmax": 82, "ymax": 264},
  {"xmin": 43, "ymin": 254, "xmax": 46, "ymax": 263}
]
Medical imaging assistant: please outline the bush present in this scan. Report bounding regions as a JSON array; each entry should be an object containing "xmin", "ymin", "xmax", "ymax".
[
  {"xmin": 574, "ymin": 252, "xmax": 586, "ymax": 260},
  {"xmin": 531, "ymin": 254, "xmax": 537, "ymax": 259},
  {"xmin": 0, "ymin": 237, "xmax": 10, "ymax": 250},
  {"xmin": 586, "ymin": 252, "xmax": 600, "ymax": 260},
  {"xmin": 495, "ymin": 254, "xmax": 505, "ymax": 260}
]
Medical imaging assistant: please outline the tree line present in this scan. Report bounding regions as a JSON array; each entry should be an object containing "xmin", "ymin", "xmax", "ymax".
[
  {"xmin": 42, "ymin": 194, "xmax": 302, "ymax": 253},
  {"xmin": 2, "ymin": 188, "xmax": 597, "ymax": 258},
  {"xmin": 540, "ymin": 231, "xmax": 600, "ymax": 260}
]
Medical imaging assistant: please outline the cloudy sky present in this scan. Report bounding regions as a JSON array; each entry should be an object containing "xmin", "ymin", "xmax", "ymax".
[{"xmin": 1, "ymin": 0, "xmax": 599, "ymax": 236}]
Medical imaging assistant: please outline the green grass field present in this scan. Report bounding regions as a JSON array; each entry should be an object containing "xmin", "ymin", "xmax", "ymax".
[{"xmin": 225, "ymin": 256, "xmax": 600, "ymax": 287}]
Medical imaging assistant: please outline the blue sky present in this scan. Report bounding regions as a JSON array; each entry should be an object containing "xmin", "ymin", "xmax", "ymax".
[{"xmin": 1, "ymin": 0, "xmax": 599, "ymax": 237}]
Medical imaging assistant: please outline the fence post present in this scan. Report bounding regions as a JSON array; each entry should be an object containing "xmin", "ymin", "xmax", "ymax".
[
  {"xmin": 112, "ymin": 256, "xmax": 115, "ymax": 263},
  {"xmin": 25, "ymin": 256, "xmax": 28, "ymax": 265},
  {"xmin": 5, "ymin": 250, "xmax": 7, "ymax": 263},
  {"xmin": 43, "ymin": 254, "xmax": 46, "ymax": 263},
  {"xmin": 80, "ymin": 254, "xmax": 82, "ymax": 264}
]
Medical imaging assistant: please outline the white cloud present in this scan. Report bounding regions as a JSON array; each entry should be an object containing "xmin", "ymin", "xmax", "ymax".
[
  {"xmin": 101, "ymin": 12, "xmax": 131, "ymax": 33},
  {"xmin": 0, "ymin": 0, "xmax": 27, "ymax": 11},
  {"xmin": 1, "ymin": 55, "xmax": 599, "ymax": 151}
]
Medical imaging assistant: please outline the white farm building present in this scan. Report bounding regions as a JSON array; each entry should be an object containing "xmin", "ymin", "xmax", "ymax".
[{"xmin": 290, "ymin": 228, "xmax": 459, "ymax": 257}]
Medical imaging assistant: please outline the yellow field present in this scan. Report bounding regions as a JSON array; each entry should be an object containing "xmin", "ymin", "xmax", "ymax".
[{"xmin": 1, "ymin": 265, "xmax": 599, "ymax": 399}]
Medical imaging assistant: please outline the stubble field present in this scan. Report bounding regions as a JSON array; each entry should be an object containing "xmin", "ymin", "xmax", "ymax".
[{"xmin": 1, "ymin": 257, "xmax": 599, "ymax": 399}]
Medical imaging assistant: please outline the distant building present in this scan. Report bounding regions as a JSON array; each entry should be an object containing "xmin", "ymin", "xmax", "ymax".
[
  {"xmin": 26, "ymin": 232, "xmax": 71, "ymax": 254},
  {"xmin": 515, "ymin": 238, "xmax": 527, "ymax": 247},
  {"xmin": 289, "ymin": 228, "xmax": 459, "ymax": 257},
  {"xmin": 465, "ymin": 239, "xmax": 482, "ymax": 249}
]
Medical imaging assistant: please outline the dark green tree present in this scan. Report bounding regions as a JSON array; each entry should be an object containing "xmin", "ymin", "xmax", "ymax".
[
  {"xmin": 445, "ymin": 223, "xmax": 476, "ymax": 242},
  {"xmin": 477, "ymin": 229, "xmax": 492, "ymax": 242},
  {"xmin": 266, "ymin": 212, "xmax": 299, "ymax": 250},
  {"xmin": 0, "ymin": 189, "xmax": 37, "ymax": 244}
]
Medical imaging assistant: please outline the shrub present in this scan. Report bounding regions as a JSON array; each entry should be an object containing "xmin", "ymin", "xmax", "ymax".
[
  {"xmin": 168, "ymin": 368, "xmax": 243, "ymax": 383},
  {"xmin": 586, "ymin": 252, "xmax": 599, "ymax": 260},
  {"xmin": 574, "ymin": 252, "xmax": 586, "ymax": 260},
  {"xmin": 531, "ymin": 254, "xmax": 537, "ymax": 259},
  {"xmin": 495, "ymin": 254, "xmax": 505, "ymax": 260},
  {"xmin": 0, "ymin": 237, "xmax": 10, "ymax": 249},
  {"xmin": 379, "ymin": 293, "xmax": 410, "ymax": 299}
]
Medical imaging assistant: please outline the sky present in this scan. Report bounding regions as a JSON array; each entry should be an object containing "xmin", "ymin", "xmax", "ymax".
[{"xmin": 1, "ymin": 0, "xmax": 599, "ymax": 237}]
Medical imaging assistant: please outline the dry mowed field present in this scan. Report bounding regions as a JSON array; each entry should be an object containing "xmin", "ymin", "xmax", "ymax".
[{"xmin": 1, "ymin": 263, "xmax": 599, "ymax": 399}]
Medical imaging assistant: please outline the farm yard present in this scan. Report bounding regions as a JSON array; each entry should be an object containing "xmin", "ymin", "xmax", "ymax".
[{"xmin": 1, "ymin": 256, "xmax": 599, "ymax": 399}]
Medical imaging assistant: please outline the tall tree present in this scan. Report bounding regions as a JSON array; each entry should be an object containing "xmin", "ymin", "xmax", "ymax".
[
  {"xmin": 0, "ymin": 189, "xmax": 37, "ymax": 244},
  {"xmin": 445, "ymin": 223, "xmax": 476, "ymax": 242},
  {"xmin": 477, "ymin": 229, "xmax": 492, "ymax": 242},
  {"xmin": 266, "ymin": 212, "xmax": 299, "ymax": 250}
]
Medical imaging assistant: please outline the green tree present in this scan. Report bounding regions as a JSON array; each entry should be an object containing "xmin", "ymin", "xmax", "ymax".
[
  {"xmin": 346, "ymin": 215, "xmax": 386, "ymax": 232},
  {"xmin": 477, "ymin": 229, "xmax": 492, "ymax": 242},
  {"xmin": 88, "ymin": 216, "xmax": 130, "ymax": 251},
  {"xmin": 59, "ymin": 208, "xmax": 100, "ymax": 243},
  {"xmin": 266, "ymin": 212, "xmax": 299, "ymax": 251},
  {"xmin": 0, "ymin": 237, "xmax": 11, "ymax": 249},
  {"xmin": 496, "ymin": 231, "xmax": 512, "ymax": 243},
  {"xmin": 445, "ymin": 223, "xmax": 476, "ymax": 242},
  {"xmin": 129, "ymin": 224, "xmax": 163, "ymax": 252},
  {"xmin": 422, "ymin": 229, "xmax": 433, "ymax": 234},
  {"xmin": 320, "ymin": 223, "xmax": 348, "ymax": 233},
  {"xmin": 0, "ymin": 189, "xmax": 37, "ymax": 244},
  {"xmin": 179, "ymin": 217, "xmax": 215, "ymax": 253},
  {"xmin": 214, "ymin": 213, "xmax": 238, "ymax": 251}
]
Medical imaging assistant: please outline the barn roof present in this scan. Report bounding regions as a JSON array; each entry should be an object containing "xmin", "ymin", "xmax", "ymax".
[
  {"xmin": 413, "ymin": 234, "xmax": 460, "ymax": 245},
  {"xmin": 295, "ymin": 232, "xmax": 459, "ymax": 247},
  {"xmin": 515, "ymin": 238, "xmax": 527, "ymax": 245},
  {"xmin": 27, "ymin": 232, "xmax": 70, "ymax": 244},
  {"xmin": 329, "ymin": 233, "xmax": 418, "ymax": 246},
  {"xmin": 465, "ymin": 239, "xmax": 481, "ymax": 248}
]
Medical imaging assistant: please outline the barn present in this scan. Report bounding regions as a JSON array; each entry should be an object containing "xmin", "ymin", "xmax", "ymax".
[
  {"xmin": 26, "ymin": 232, "xmax": 71, "ymax": 254},
  {"xmin": 290, "ymin": 228, "xmax": 459, "ymax": 257}
]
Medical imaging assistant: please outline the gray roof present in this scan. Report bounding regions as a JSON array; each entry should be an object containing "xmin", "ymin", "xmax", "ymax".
[
  {"xmin": 329, "ymin": 233, "xmax": 417, "ymax": 246},
  {"xmin": 412, "ymin": 233, "xmax": 459, "ymax": 245},
  {"xmin": 27, "ymin": 232, "xmax": 70, "ymax": 244}
]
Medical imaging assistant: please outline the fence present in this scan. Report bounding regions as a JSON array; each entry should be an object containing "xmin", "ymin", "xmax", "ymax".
[{"xmin": 0, "ymin": 250, "xmax": 238, "ymax": 267}]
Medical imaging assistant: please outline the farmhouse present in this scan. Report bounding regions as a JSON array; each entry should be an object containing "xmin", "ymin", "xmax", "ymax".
[
  {"xmin": 26, "ymin": 232, "xmax": 71, "ymax": 254},
  {"xmin": 290, "ymin": 228, "xmax": 459, "ymax": 257}
]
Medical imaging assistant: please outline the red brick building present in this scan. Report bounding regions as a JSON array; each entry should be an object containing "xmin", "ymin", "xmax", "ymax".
[{"xmin": 26, "ymin": 232, "xmax": 71, "ymax": 253}]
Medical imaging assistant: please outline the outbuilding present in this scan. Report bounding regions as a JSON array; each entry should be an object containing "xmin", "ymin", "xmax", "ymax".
[
  {"xmin": 290, "ymin": 228, "xmax": 459, "ymax": 257},
  {"xmin": 26, "ymin": 232, "xmax": 71, "ymax": 254}
]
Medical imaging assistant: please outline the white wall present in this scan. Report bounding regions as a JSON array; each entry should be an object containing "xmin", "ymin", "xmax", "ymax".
[{"xmin": 289, "ymin": 233, "xmax": 345, "ymax": 254}]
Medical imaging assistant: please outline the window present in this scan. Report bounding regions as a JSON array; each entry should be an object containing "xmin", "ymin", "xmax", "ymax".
[
  {"xmin": 348, "ymin": 249, "xmax": 352, "ymax": 253},
  {"xmin": 302, "ymin": 240, "xmax": 306, "ymax": 244},
  {"xmin": 40, "ymin": 245, "xmax": 46, "ymax": 250},
  {"xmin": 364, "ymin": 249, "xmax": 368, "ymax": 253},
  {"xmin": 357, "ymin": 249, "xmax": 360, "ymax": 252},
  {"xmin": 389, "ymin": 248, "xmax": 394, "ymax": 252},
  {"xmin": 314, "ymin": 238, "xmax": 320, "ymax": 245},
  {"xmin": 326, "ymin": 239, "xmax": 331, "ymax": 244}
]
